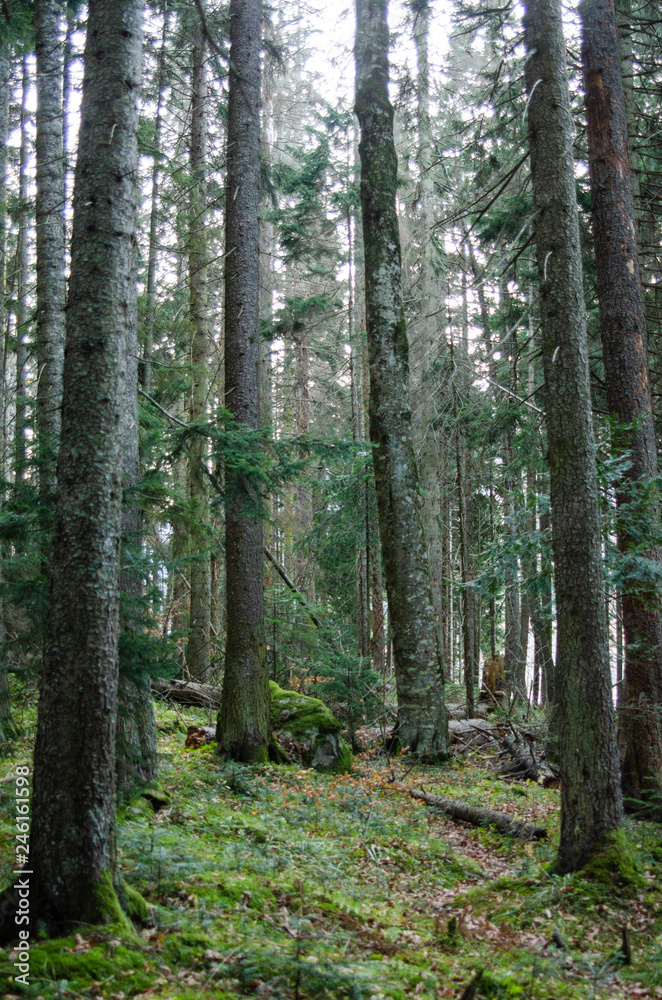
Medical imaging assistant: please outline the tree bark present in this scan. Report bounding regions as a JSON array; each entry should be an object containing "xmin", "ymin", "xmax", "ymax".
[
  {"xmin": 218, "ymin": 0, "xmax": 271, "ymax": 763},
  {"xmin": 29, "ymin": 0, "xmax": 143, "ymax": 928},
  {"xmin": 35, "ymin": 0, "xmax": 66, "ymax": 497},
  {"xmin": 355, "ymin": 0, "xmax": 447, "ymax": 758},
  {"xmin": 579, "ymin": 0, "xmax": 662, "ymax": 812},
  {"xmin": 142, "ymin": 0, "xmax": 168, "ymax": 397},
  {"xmin": 117, "ymin": 231, "xmax": 157, "ymax": 799},
  {"xmin": 0, "ymin": 49, "xmax": 13, "ymax": 740},
  {"xmin": 14, "ymin": 56, "xmax": 30, "ymax": 486},
  {"xmin": 186, "ymin": 20, "xmax": 212, "ymax": 682},
  {"xmin": 523, "ymin": 0, "xmax": 623, "ymax": 871}
]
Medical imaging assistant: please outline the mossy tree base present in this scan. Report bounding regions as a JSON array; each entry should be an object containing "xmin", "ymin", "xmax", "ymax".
[
  {"xmin": 0, "ymin": 871, "xmax": 151, "ymax": 944},
  {"xmin": 577, "ymin": 829, "xmax": 645, "ymax": 889}
]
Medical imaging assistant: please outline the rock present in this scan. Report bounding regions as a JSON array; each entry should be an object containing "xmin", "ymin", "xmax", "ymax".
[{"xmin": 269, "ymin": 681, "xmax": 353, "ymax": 774}]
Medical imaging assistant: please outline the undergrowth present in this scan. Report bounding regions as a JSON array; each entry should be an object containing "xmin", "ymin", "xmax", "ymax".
[{"xmin": 0, "ymin": 694, "xmax": 660, "ymax": 999}]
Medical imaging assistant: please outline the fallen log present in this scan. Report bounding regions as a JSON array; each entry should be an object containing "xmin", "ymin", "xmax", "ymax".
[
  {"xmin": 391, "ymin": 783, "xmax": 547, "ymax": 840},
  {"xmin": 499, "ymin": 727, "xmax": 558, "ymax": 787},
  {"xmin": 152, "ymin": 677, "xmax": 221, "ymax": 709}
]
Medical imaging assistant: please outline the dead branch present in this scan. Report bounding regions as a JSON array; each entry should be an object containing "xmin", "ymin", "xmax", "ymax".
[
  {"xmin": 391, "ymin": 783, "xmax": 547, "ymax": 840},
  {"xmin": 153, "ymin": 677, "xmax": 221, "ymax": 709}
]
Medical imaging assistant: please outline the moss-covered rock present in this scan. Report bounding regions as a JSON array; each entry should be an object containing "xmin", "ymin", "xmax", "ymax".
[
  {"xmin": 269, "ymin": 681, "xmax": 353, "ymax": 774},
  {"xmin": 141, "ymin": 786, "xmax": 171, "ymax": 811}
]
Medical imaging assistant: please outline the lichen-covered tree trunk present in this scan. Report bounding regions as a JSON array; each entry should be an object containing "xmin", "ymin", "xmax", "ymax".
[
  {"xmin": 524, "ymin": 0, "xmax": 623, "ymax": 871},
  {"xmin": 0, "ymin": 49, "xmax": 14, "ymax": 740},
  {"xmin": 29, "ymin": 0, "xmax": 143, "ymax": 927},
  {"xmin": 354, "ymin": 0, "xmax": 447, "ymax": 758},
  {"xmin": 117, "ymin": 260, "xmax": 157, "ymax": 799},
  {"xmin": 35, "ymin": 0, "xmax": 66, "ymax": 496},
  {"xmin": 14, "ymin": 56, "xmax": 30, "ymax": 486},
  {"xmin": 579, "ymin": 0, "xmax": 662, "ymax": 812},
  {"xmin": 409, "ymin": 0, "xmax": 446, "ymax": 671},
  {"xmin": 218, "ymin": 0, "xmax": 271, "ymax": 763},
  {"xmin": 186, "ymin": 21, "xmax": 212, "ymax": 682}
]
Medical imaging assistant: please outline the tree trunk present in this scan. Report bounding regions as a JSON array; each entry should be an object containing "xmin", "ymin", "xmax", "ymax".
[
  {"xmin": 29, "ymin": 0, "xmax": 143, "ymax": 928},
  {"xmin": 218, "ymin": 0, "xmax": 271, "ymax": 764},
  {"xmin": 0, "ymin": 49, "xmax": 14, "ymax": 740},
  {"xmin": 14, "ymin": 56, "xmax": 30, "ymax": 486},
  {"xmin": 354, "ymin": 0, "xmax": 447, "ymax": 758},
  {"xmin": 35, "ymin": 0, "xmax": 66, "ymax": 497},
  {"xmin": 116, "ymin": 237, "xmax": 157, "ymax": 799},
  {"xmin": 410, "ymin": 0, "xmax": 446, "ymax": 670},
  {"xmin": 186, "ymin": 20, "xmax": 212, "ymax": 682},
  {"xmin": 142, "ymin": 0, "xmax": 168, "ymax": 396},
  {"xmin": 579, "ymin": 0, "xmax": 662, "ymax": 812},
  {"xmin": 523, "ymin": 0, "xmax": 623, "ymax": 871}
]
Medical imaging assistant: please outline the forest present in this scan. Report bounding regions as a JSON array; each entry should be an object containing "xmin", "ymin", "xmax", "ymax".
[{"xmin": 0, "ymin": 0, "xmax": 660, "ymax": 996}]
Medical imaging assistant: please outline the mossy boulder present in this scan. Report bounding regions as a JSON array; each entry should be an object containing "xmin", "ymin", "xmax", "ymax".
[{"xmin": 269, "ymin": 681, "xmax": 353, "ymax": 774}]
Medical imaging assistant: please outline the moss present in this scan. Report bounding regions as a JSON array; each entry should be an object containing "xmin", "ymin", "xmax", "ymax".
[
  {"xmin": 269, "ymin": 681, "xmax": 353, "ymax": 773},
  {"xmin": 161, "ymin": 929, "xmax": 216, "ymax": 966},
  {"xmin": 581, "ymin": 829, "xmax": 645, "ymax": 889},
  {"xmin": 332, "ymin": 740, "xmax": 354, "ymax": 775},
  {"xmin": 155, "ymin": 709, "xmax": 186, "ymax": 734},
  {"xmin": 479, "ymin": 970, "xmax": 524, "ymax": 998},
  {"xmin": 72, "ymin": 870, "xmax": 133, "ymax": 933},
  {"xmin": 269, "ymin": 681, "xmax": 341, "ymax": 737},
  {"xmin": 0, "ymin": 936, "xmax": 150, "ymax": 994},
  {"xmin": 141, "ymin": 786, "xmax": 171, "ymax": 811},
  {"xmin": 122, "ymin": 880, "xmax": 151, "ymax": 924}
]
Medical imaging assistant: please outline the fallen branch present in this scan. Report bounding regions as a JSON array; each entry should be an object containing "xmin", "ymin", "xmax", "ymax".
[
  {"xmin": 391, "ymin": 783, "xmax": 547, "ymax": 840},
  {"xmin": 264, "ymin": 546, "xmax": 323, "ymax": 629},
  {"xmin": 499, "ymin": 725, "xmax": 558, "ymax": 786},
  {"xmin": 153, "ymin": 677, "xmax": 221, "ymax": 709}
]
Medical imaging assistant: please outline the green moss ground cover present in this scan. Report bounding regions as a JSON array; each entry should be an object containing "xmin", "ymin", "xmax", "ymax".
[{"xmin": 0, "ymin": 695, "xmax": 660, "ymax": 999}]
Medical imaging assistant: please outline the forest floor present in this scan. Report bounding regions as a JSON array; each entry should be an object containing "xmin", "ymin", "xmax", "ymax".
[{"xmin": 0, "ymin": 695, "xmax": 661, "ymax": 1000}]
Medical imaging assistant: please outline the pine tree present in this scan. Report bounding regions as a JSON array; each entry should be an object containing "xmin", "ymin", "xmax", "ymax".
[
  {"xmin": 29, "ymin": 0, "xmax": 144, "ymax": 928},
  {"xmin": 523, "ymin": 0, "xmax": 623, "ymax": 871},
  {"xmin": 579, "ymin": 0, "xmax": 662, "ymax": 813},
  {"xmin": 217, "ymin": 0, "xmax": 271, "ymax": 763},
  {"xmin": 355, "ymin": 0, "xmax": 447, "ymax": 758}
]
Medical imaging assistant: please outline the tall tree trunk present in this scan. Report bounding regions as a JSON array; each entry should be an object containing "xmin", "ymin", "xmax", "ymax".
[
  {"xmin": 349, "ymin": 206, "xmax": 370, "ymax": 657},
  {"xmin": 218, "ymin": 0, "xmax": 270, "ymax": 763},
  {"xmin": 0, "ymin": 50, "xmax": 13, "ymax": 739},
  {"xmin": 143, "ymin": 1, "xmax": 168, "ymax": 396},
  {"xmin": 293, "ymin": 324, "xmax": 314, "ymax": 599},
  {"xmin": 410, "ymin": 0, "xmax": 445, "ymax": 669},
  {"xmin": 29, "ymin": 0, "xmax": 143, "ymax": 928},
  {"xmin": 524, "ymin": 0, "xmax": 623, "ymax": 871},
  {"xmin": 500, "ymin": 274, "xmax": 524, "ymax": 698},
  {"xmin": 14, "ymin": 56, "xmax": 30, "ymax": 486},
  {"xmin": 63, "ymin": 3, "xmax": 77, "ymax": 252},
  {"xmin": 116, "ymin": 257, "xmax": 157, "ymax": 798},
  {"xmin": 579, "ymin": 0, "xmax": 662, "ymax": 812},
  {"xmin": 355, "ymin": 0, "xmax": 447, "ymax": 758},
  {"xmin": 35, "ymin": 0, "xmax": 66, "ymax": 497},
  {"xmin": 186, "ymin": 21, "xmax": 212, "ymax": 681}
]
